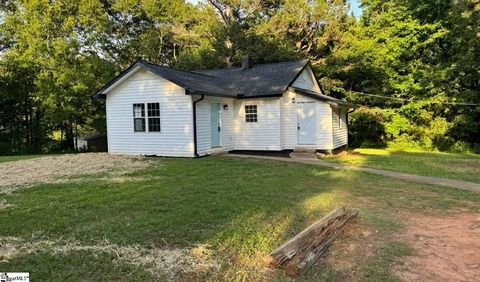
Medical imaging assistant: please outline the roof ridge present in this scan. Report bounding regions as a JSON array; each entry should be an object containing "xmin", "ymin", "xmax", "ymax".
[
  {"xmin": 141, "ymin": 61, "xmax": 219, "ymax": 79},
  {"xmin": 195, "ymin": 59, "xmax": 308, "ymax": 72},
  {"xmin": 194, "ymin": 66, "xmax": 241, "ymax": 73},
  {"xmin": 250, "ymin": 59, "xmax": 308, "ymax": 67}
]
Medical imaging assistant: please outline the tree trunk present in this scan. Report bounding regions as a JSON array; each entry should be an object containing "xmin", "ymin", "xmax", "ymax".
[
  {"xmin": 65, "ymin": 123, "xmax": 75, "ymax": 151},
  {"xmin": 74, "ymin": 123, "xmax": 78, "ymax": 151}
]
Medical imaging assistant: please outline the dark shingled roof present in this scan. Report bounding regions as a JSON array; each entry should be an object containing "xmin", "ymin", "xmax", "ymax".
[
  {"xmin": 193, "ymin": 60, "xmax": 309, "ymax": 97},
  {"xmin": 142, "ymin": 62, "xmax": 238, "ymax": 97},
  {"xmin": 92, "ymin": 60, "xmax": 351, "ymax": 106}
]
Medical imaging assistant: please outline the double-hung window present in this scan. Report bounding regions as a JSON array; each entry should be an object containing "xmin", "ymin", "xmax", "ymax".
[
  {"xmin": 147, "ymin": 103, "xmax": 161, "ymax": 132},
  {"xmin": 245, "ymin": 105, "xmax": 257, "ymax": 122},
  {"xmin": 133, "ymin": 103, "xmax": 161, "ymax": 132},
  {"xmin": 133, "ymin": 104, "xmax": 145, "ymax": 132}
]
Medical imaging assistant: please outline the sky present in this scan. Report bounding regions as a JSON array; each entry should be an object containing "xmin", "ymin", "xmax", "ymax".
[{"xmin": 349, "ymin": 0, "xmax": 363, "ymax": 18}]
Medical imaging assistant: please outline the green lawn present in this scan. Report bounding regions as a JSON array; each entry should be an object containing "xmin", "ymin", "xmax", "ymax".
[
  {"xmin": 1, "ymin": 156, "xmax": 479, "ymax": 281},
  {"xmin": 0, "ymin": 155, "xmax": 43, "ymax": 163},
  {"xmin": 323, "ymin": 148, "xmax": 480, "ymax": 183}
]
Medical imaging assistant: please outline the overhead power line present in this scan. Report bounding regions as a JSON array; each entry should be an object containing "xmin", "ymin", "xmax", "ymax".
[{"xmin": 347, "ymin": 91, "xmax": 480, "ymax": 106}]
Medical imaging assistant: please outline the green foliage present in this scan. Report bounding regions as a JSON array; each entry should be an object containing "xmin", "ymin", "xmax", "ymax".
[
  {"xmin": 348, "ymin": 108, "xmax": 388, "ymax": 148},
  {"xmin": 329, "ymin": 0, "xmax": 480, "ymax": 151},
  {"xmin": 349, "ymin": 104, "xmax": 475, "ymax": 151},
  {"xmin": 0, "ymin": 0, "xmax": 478, "ymax": 154}
]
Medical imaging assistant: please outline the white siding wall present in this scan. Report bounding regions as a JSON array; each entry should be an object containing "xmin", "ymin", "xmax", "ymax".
[
  {"xmin": 332, "ymin": 108, "xmax": 348, "ymax": 149},
  {"xmin": 195, "ymin": 96, "xmax": 235, "ymax": 156},
  {"xmin": 291, "ymin": 66, "xmax": 321, "ymax": 93},
  {"xmin": 106, "ymin": 69, "xmax": 194, "ymax": 157},
  {"xmin": 282, "ymin": 90, "xmax": 333, "ymax": 150},
  {"xmin": 233, "ymin": 99, "xmax": 282, "ymax": 151}
]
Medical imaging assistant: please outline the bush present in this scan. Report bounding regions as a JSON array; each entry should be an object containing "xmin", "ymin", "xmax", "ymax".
[
  {"xmin": 348, "ymin": 106, "xmax": 473, "ymax": 152},
  {"xmin": 348, "ymin": 108, "xmax": 388, "ymax": 148}
]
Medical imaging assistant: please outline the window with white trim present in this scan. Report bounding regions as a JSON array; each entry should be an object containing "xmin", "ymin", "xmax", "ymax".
[
  {"xmin": 332, "ymin": 108, "xmax": 343, "ymax": 129},
  {"xmin": 133, "ymin": 103, "xmax": 145, "ymax": 132},
  {"xmin": 339, "ymin": 109, "xmax": 343, "ymax": 128},
  {"xmin": 332, "ymin": 109, "xmax": 344, "ymax": 128},
  {"xmin": 147, "ymin": 102, "xmax": 161, "ymax": 132},
  {"xmin": 245, "ymin": 105, "xmax": 257, "ymax": 122}
]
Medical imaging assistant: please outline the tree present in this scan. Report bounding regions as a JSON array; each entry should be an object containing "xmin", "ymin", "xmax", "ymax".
[{"xmin": 324, "ymin": 0, "xmax": 479, "ymax": 149}]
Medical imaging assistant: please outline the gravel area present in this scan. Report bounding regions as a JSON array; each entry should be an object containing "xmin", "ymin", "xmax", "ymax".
[{"xmin": 0, "ymin": 153, "xmax": 153, "ymax": 193}]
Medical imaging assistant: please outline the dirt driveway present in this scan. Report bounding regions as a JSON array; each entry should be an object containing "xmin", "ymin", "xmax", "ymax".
[{"xmin": 396, "ymin": 212, "xmax": 480, "ymax": 282}]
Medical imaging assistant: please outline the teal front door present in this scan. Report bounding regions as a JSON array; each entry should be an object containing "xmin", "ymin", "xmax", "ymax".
[{"xmin": 210, "ymin": 103, "xmax": 221, "ymax": 148}]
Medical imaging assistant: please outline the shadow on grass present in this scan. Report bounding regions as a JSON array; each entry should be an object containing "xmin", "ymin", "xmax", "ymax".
[{"xmin": 1, "ymin": 156, "xmax": 480, "ymax": 280}]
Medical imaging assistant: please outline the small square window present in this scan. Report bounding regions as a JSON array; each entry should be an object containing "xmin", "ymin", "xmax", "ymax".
[{"xmin": 245, "ymin": 105, "xmax": 257, "ymax": 122}]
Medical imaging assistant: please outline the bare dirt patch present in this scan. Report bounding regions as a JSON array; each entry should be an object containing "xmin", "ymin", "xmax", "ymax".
[
  {"xmin": 316, "ymin": 221, "xmax": 377, "ymax": 281},
  {"xmin": 0, "ymin": 236, "xmax": 217, "ymax": 279},
  {"xmin": 0, "ymin": 153, "xmax": 153, "ymax": 193},
  {"xmin": 396, "ymin": 212, "xmax": 480, "ymax": 282}
]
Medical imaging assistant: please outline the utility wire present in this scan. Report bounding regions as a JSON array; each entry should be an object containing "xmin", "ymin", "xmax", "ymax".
[{"xmin": 346, "ymin": 91, "xmax": 480, "ymax": 106}]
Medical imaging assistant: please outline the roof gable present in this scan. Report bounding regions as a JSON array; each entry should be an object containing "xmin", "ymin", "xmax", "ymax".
[
  {"xmin": 92, "ymin": 61, "xmax": 237, "ymax": 100},
  {"xmin": 291, "ymin": 65, "xmax": 321, "ymax": 93}
]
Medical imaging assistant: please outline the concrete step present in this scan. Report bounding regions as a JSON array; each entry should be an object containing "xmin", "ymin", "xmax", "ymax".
[
  {"xmin": 293, "ymin": 147, "xmax": 316, "ymax": 153},
  {"xmin": 289, "ymin": 151, "xmax": 318, "ymax": 160}
]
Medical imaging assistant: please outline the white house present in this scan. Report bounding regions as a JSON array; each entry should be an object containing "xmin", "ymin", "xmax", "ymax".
[{"xmin": 92, "ymin": 58, "xmax": 353, "ymax": 157}]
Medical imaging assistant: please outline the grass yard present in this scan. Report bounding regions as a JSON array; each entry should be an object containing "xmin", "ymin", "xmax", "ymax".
[
  {"xmin": 1, "ymin": 154, "xmax": 480, "ymax": 281},
  {"xmin": 0, "ymin": 155, "xmax": 43, "ymax": 163},
  {"xmin": 324, "ymin": 148, "xmax": 480, "ymax": 183}
]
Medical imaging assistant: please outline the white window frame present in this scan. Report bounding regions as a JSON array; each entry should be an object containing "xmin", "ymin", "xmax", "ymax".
[
  {"xmin": 133, "ymin": 102, "xmax": 161, "ymax": 133},
  {"xmin": 332, "ymin": 108, "xmax": 343, "ymax": 129},
  {"xmin": 147, "ymin": 102, "xmax": 161, "ymax": 132},
  {"xmin": 245, "ymin": 105, "xmax": 258, "ymax": 123},
  {"xmin": 133, "ymin": 103, "xmax": 146, "ymax": 132},
  {"xmin": 339, "ymin": 109, "xmax": 343, "ymax": 128}
]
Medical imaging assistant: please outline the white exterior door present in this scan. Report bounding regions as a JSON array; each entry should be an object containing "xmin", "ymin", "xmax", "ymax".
[
  {"xmin": 210, "ymin": 103, "xmax": 221, "ymax": 148},
  {"xmin": 297, "ymin": 102, "xmax": 316, "ymax": 145}
]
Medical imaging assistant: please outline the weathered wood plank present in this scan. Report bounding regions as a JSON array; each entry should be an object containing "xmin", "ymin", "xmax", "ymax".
[{"xmin": 267, "ymin": 207, "xmax": 358, "ymax": 276}]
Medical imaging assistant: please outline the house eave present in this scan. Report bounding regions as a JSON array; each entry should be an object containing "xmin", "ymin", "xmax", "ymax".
[
  {"xmin": 91, "ymin": 61, "xmax": 201, "ymax": 101},
  {"xmin": 237, "ymin": 93, "xmax": 283, "ymax": 99},
  {"xmin": 91, "ymin": 62, "xmax": 143, "ymax": 101},
  {"xmin": 288, "ymin": 87, "xmax": 354, "ymax": 107}
]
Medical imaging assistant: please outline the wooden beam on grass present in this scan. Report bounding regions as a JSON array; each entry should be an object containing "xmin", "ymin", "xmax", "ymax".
[{"xmin": 267, "ymin": 207, "xmax": 358, "ymax": 276}]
